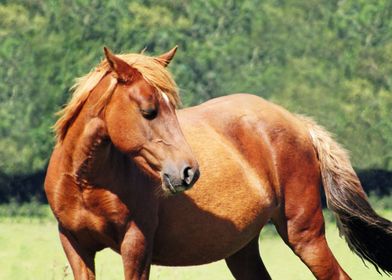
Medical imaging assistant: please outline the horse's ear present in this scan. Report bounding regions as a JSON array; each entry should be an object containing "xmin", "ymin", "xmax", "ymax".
[
  {"xmin": 155, "ymin": 45, "xmax": 178, "ymax": 67},
  {"xmin": 104, "ymin": 47, "xmax": 138, "ymax": 83}
]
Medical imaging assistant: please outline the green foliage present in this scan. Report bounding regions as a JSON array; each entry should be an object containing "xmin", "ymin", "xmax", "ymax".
[
  {"xmin": 0, "ymin": 199, "xmax": 51, "ymax": 221},
  {"xmin": 0, "ymin": 0, "xmax": 391, "ymax": 176},
  {"xmin": 368, "ymin": 192, "xmax": 392, "ymax": 210}
]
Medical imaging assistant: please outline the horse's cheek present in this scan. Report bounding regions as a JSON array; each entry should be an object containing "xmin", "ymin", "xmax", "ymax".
[{"xmin": 106, "ymin": 106, "xmax": 144, "ymax": 153}]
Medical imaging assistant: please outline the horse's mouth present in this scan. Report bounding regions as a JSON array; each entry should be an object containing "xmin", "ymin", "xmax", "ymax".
[
  {"xmin": 163, "ymin": 174, "xmax": 178, "ymax": 194},
  {"xmin": 162, "ymin": 174, "xmax": 189, "ymax": 195}
]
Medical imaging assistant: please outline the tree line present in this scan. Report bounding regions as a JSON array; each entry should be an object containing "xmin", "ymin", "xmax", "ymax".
[{"xmin": 0, "ymin": 0, "xmax": 391, "ymax": 200}]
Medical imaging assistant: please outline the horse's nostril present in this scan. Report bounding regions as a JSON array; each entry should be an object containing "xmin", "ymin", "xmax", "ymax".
[
  {"xmin": 163, "ymin": 165, "xmax": 199, "ymax": 193},
  {"xmin": 182, "ymin": 166, "xmax": 194, "ymax": 185}
]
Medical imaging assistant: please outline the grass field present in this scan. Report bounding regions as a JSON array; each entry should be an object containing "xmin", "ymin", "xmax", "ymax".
[{"xmin": 1, "ymin": 207, "xmax": 390, "ymax": 280}]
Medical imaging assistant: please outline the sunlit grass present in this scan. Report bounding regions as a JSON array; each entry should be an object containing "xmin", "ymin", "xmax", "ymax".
[{"xmin": 0, "ymin": 206, "xmax": 390, "ymax": 279}]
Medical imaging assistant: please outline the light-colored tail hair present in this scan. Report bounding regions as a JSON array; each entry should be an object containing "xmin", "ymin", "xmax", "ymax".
[{"xmin": 299, "ymin": 115, "xmax": 392, "ymax": 275}]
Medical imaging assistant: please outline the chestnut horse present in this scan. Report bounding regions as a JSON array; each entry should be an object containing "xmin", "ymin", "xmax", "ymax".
[{"xmin": 45, "ymin": 47, "xmax": 392, "ymax": 280}]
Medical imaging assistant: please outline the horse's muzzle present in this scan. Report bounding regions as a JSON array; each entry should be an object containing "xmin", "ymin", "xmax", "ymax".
[{"xmin": 162, "ymin": 164, "xmax": 200, "ymax": 194}]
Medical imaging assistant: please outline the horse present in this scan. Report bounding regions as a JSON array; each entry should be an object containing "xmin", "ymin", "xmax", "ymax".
[{"xmin": 45, "ymin": 46, "xmax": 392, "ymax": 280}]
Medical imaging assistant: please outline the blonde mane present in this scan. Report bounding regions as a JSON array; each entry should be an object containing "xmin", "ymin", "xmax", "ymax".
[{"xmin": 54, "ymin": 52, "xmax": 180, "ymax": 143}]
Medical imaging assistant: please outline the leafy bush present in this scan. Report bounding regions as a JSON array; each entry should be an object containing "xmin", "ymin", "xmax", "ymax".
[
  {"xmin": 0, "ymin": 199, "xmax": 52, "ymax": 221},
  {"xmin": 0, "ymin": 1, "xmax": 391, "ymax": 187}
]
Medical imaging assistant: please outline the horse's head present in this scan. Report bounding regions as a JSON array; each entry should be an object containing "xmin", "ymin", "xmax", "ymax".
[{"xmin": 102, "ymin": 47, "xmax": 199, "ymax": 194}]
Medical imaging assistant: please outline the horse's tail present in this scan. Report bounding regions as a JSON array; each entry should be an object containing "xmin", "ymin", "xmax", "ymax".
[{"xmin": 299, "ymin": 115, "xmax": 392, "ymax": 275}]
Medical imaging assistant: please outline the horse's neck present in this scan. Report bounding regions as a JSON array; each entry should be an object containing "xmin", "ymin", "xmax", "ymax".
[
  {"xmin": 58, "ymin": 95, "xmax": 124, "ymax": 187},
  {"xmin": 62, "ymin": 115, "xmax": 151, "ymax": 193},
  {"xmin": 58, "ymin": 87, "xmax": 155, "ymax": 192},
  {"xmin": 71, "ymin": 118, "xmax": 114, "ymax": 187}
]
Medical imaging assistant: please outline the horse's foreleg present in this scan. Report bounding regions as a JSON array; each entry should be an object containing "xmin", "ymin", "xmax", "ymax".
[
  {"xmin": 59, "ymin": 225, "xmax": 96, "ymax": 280},
  {"xmin": 225, "ymin": 236, "xmax": 271, "ymax": 280},
  {"xmin": 120, "ymin": 222, "xmax": 155, "ymax": 280},
  {"xmin": 272, "ymin": 179, "xmax": 350, "ymax": 280}
]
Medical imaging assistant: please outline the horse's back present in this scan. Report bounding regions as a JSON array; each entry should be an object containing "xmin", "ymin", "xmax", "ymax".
[
  {"xmin": 178, "ymin": 94, "xmax": 314, "ymax": 181},
  {"xmin": 153, "ymin": 94, "xmax": 318, "ymax": 265},
  {"xmin": 183, "ymin": 94, "xmax": 318, "ymax": 181}
]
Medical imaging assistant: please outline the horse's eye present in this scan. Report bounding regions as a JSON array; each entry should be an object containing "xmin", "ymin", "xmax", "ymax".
[{"xmin": 141, "ymin": 108, "xmax": 158, "ymax": 120}]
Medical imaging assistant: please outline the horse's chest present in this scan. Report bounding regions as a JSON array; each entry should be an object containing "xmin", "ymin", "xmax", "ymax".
[{"xmin": 51, "ymin": 177, "xmax": 129, "ymax": 248}]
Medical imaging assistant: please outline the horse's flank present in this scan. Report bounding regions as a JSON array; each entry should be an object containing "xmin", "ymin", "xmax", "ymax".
[{"xmin": 54, "ymin": 53, "xmax": 180, "ymax": 143}]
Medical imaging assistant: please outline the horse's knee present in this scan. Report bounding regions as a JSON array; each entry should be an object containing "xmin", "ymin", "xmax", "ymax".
[
  {"xmin": 293, "ymin": 236, "xmax": 350, "ymax": 280},
  {"xmin": 273, "ymin": 215, "xmax": 350, "ymax": 280}
]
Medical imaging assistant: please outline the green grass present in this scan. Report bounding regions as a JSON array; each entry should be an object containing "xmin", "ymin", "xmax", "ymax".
[{"xmin": 0, "ymin": 207, "xmax": 390, "ymax": 280}]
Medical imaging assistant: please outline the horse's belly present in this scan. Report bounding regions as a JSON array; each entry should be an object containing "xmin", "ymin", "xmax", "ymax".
[
  {"xmin": 153, "ymin": 186, "xmax": 273, "ymax": 265},
  {"xmin": 152, "ymin": 142, "xmax": 277, "ymax": 265}
]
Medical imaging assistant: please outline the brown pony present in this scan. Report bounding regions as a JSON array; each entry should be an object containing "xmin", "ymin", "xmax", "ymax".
[{"xmin": 45, "ymin": 47, "xmax": 392, "ymax": 280}]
